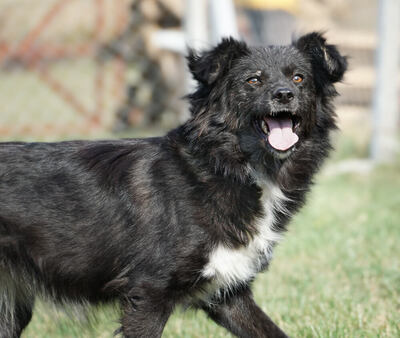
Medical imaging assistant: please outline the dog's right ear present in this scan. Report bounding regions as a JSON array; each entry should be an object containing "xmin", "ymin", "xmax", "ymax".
[{"xmin": 187, "ymin": 38, "xmax": 249, "ymax": 86}]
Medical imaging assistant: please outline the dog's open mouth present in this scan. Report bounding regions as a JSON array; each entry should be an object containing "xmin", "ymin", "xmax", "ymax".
[{"xmin": 255, "ymin": 111, "xmax": 301, "ymax": 152}]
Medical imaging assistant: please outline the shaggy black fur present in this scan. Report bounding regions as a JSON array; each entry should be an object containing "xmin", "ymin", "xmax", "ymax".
[{"xmin": 0, "ymin": 32, "xmax": 346, "ymax": 337}]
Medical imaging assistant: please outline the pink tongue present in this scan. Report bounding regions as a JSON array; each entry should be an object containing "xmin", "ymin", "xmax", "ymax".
[{"xmin": 265, "ymin": 117, "xmax": 299, "ymax": 151}]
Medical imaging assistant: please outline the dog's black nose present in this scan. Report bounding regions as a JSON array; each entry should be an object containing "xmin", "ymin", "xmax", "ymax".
[{"xmin": 273, "ymin": 88, "xmax": 294, "ymax": 103}]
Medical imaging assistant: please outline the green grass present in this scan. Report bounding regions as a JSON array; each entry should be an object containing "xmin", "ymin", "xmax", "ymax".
[{"xmin": 21, "ymin": 160, "xmax": 400, "ymax": 337}]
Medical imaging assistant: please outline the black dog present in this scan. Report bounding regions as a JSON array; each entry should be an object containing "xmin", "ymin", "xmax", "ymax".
[{"xmin": 0, "ymin": 32, "xmax": 346, "ymax": 337}]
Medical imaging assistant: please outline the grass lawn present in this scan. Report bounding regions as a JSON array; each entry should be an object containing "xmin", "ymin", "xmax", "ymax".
[{"xmin": 21, "ymin": 156, "xmax": 400, "ymax": 337}]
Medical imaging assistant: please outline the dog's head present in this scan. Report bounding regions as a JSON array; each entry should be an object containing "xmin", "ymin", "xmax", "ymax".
[{"xmin": 186, "ymin": 33, "xmax": 347, "ymax": 179}]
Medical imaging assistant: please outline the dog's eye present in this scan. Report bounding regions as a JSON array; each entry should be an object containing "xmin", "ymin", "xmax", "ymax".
[
  {"xmin": 293, "ymin": 75, "xmax": 303, "ymax": 83},
  {"xmin": 247, "ymin": 77, "xmax": 260, "ymax": 85}
]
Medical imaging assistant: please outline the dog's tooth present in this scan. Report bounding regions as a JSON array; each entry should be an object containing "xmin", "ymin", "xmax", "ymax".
[{"xmin": 261, "ymin": 120, "xmax": 268, "ymax": 134}]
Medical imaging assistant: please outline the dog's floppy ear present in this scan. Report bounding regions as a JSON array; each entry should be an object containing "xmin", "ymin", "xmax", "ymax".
[
  {"xmin": 187, "ymin": 38, "xmax": 249, "ymax": 86},
  {"xmin": 295, "ymin": 32, "xmax": 347, "ymax": 85}
]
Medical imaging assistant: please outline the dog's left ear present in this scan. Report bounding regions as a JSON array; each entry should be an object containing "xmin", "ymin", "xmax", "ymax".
[
  {"xmin": 187, "ymin": 38, "xmax": 249, "ymax": 86},
  {"xmin": 295, "ymin": 32, "xmax": 347, "ymax": 85}
]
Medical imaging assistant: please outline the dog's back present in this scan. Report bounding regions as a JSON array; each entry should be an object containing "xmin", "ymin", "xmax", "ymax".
[
  {"xmin": 0, "ymin": 138, "xmax": 216, "ymax": 337},
  {"xmin": 0, "ymin": 140, "xmax": 167, "ymax": 336}
]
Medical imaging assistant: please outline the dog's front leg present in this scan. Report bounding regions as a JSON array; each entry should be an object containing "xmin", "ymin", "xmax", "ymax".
[
  {"xmin": 120, "ymin": 294, "xmax": 173, "ymax": 338},
  {"xmin": 202, "ymin": 288, "xmax": 288, "ymax": 338}
]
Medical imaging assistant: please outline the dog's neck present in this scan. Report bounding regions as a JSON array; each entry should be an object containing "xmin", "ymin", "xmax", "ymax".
[
  {"xmin": 175, "ymin": 119, "xmax": 252, "ymax": 184},
  {"xmin": 172, "ymin": 104, "xmax": 334, "ymax": 198}
]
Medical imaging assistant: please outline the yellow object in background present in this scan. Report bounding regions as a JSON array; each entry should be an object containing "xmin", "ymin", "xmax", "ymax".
[{"xmin": 236, "ymin": 0, "xmax": 298, "ymax": 14}]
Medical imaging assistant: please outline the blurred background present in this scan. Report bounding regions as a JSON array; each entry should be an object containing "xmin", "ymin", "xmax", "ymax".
[
  {"xmin": 0, "ymin": 0, "xmax": 398, "ymax": 337},
  {"xmin": 0, "ymin": 0, "xmax": 398, "ymax": 157}
]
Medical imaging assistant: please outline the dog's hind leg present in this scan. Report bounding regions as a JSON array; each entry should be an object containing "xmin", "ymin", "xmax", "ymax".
[
  {"xmin": 119, "ymin": 292, "xmax": 174, "ymax": 338},
  {"xmin": 202, "ymin": 287, "xmax": 288, "ymax": 338},
  {"xmin": 0, "ymin": 270, "xmax": 34, "ymax": 338}
]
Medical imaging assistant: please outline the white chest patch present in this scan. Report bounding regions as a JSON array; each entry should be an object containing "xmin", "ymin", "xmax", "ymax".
[{"xmin": 201, "ymin": 181, "xmax": 289, "ymax": 293}]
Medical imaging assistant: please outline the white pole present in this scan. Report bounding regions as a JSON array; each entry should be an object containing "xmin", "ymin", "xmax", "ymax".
[
  {"xmin": 209, "ymin": 0, "xmax": 239, "ymax": 43},
  {"xmin": 184, "ymin": 0, "xmax": 209, "ymax": 50},
  {"xmin": 181, "ymin": 0, "xmax": 209, "ymax": 121},
  {"xmin": 371, "ymin": 0, "xmax": 400, "ymax": 162}
]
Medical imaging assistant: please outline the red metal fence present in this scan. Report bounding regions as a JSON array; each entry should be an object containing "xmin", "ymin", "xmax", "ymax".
[{"xmin": 0, "ymin": 0, "xmax": 130, "ymax": 139}]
